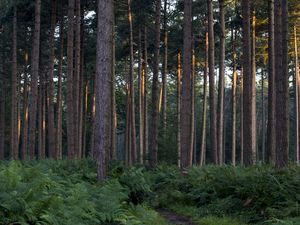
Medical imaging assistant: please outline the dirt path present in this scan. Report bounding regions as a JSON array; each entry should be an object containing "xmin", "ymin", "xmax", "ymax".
[{"xmin": 157, "ymin": 209, "xmax": 197, "ymax": 225}]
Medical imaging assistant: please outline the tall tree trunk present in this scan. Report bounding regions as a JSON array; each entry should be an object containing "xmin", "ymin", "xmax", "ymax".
[
  {"xmin": 267, "ymin": 0, "xmax": 276, "ymax": 163},
  {"xmin": 207, "ymin": 0, "xmax": 217, "ymax": 164},
  {"xmin": 143, "ymin": 26, "xmax": 148, "ymax": 164},
  {"xmin": 240, "ymin": 70, "xmax": 244, "ymax": 165},
  {"xmin": 56, "ymin": 8, "xmax": 64, "ymax": 159},
  {"xmin": 73, "ymin": 0, "xmax": 81, "ymax": 158},
  {"xmin": 181, "ymin": 0, "xmax": 192, "ymax": 168},
  {"xmin": 217, "ymin": 0, "xmax": 225, "ymax": 165},
  {"xmin": 21, "ymin": 53, "xmax": 29, "ymax": 160},
  {"xmin": 232, "ymin": 27, "xmax": 237, "ymax": 166},
  {"xmin": 0, "ymin": 41, "xmax": 5, "ymax": 160},
  {"xmin": 242, "ymin": 0, "xmax": 255, "ymax": 166},
  {"xmin": 177, "ymin": 50, "xmax": 181, "ymax": 167},
  {"xmin": 138, "ymin": 27, "xmax": 143, "ymax": 164},
  {"xmin": 38, "ymin": 80, "xmax": 44, "ymax": 159},
  {"xmin": 96, "ymin": 0, "xmax": 113, "ymax": 181},
  {"xmin": 251, "ymin": 9, "xmax": 257, "ymax": 162},
  {"xmin": 261, "ymin": 70, "xmax": 266, "ymax": 163},
  {"xmin": 48, "ymin": 0, "xmax": 57, "ymax": 159},
  {"xmin": 190, "ymin": 44, "xmax": 195, "ymax": 165},
  {"xmin": 295, "ymin": 26, "xmax": 300, "ymax": 164},
  {"xmin": 11, "ymin": 0, "xmax": 18, "ymax": 160},
  {"xmin": 162, "ymin": 0, "xmax": 168, "ymax": 133},
  {"xmin": 128, "ymin": 0, "xmax": 136, "ymax": 164},
  {"xmin": 67, "ymin": 0, "xmax": 75, "ymax": 159},
  {"xmin": 28, "ymin": 0, "xmax": 41, "ymax": 160},
  {"xmin": 111, "ymin": 15, "xmax": 117, "ymax": 161},
  {"xmin": 150, "ymin": 0, "xmax": 161, "ymax": 167},
  {"xmin": 200, "ymin": 32, "xmax": 208, "ymax": 166},
  {"xmin": 275, "ymin": 0, "xmax": 289, "ymax": 168}
]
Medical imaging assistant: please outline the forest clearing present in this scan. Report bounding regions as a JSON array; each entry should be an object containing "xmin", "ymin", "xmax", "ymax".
[{"xmin": 0, "ymin": 0, "xmax": 300, "ymax": 224}]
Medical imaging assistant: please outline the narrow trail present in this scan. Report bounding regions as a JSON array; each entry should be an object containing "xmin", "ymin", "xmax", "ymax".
[{"xmin": 157, "ymin": 209, "xmax": 197, "ymax": 225}]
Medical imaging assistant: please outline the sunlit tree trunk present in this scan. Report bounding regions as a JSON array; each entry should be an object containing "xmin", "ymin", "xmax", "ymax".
[
  {"xmin": 150, "ymin": 0, "xmax": 161, "ymax": 167},
  {"xmin": 177, "ymin": 50, "xmax": 181, "ymax": 167},
  {"xmin": 240, "ymin": 71, "xmax": 244, "ymax": 165},
  {"xmin": 231, "ymin": 27, "xmax": 237, "ymax": 166},
  {"xmin": 190, "ymin": 45, "xmax": 195, "ymax": 165},
  {"xmin": 28, "ymin": 0, "xmax": 41, "ymax": 160},
  {"xmin": 261, "ymin": 70, "xmax": 266, "ymax": 163},
  {"xmin": 200, "ymin": 32, "xmax": 208, "ymax": 166}
]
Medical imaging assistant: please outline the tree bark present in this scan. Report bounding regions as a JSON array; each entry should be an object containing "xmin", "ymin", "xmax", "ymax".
[
  {"xmin": 96, "ymin": 0, "xmax": 113, "ymax": 181},
  {"xmin": 251, "ymin": 9, "xmax": 257, "ymax": 162},
  {"xmin": 0, "ymin": 39, "xmax": 5, "ymax": 160},
  {"xmin": 162, "ymin": 0, "xmax": 168, "ymax": 133},
  {"xmin": 200, "ymin": 32, "xmax": 208, "ymax": 166},
  {"xmin": 150, "ymin": 0, "xmax": 161, "ymax": 167},
  {"xmin": 295, "ymin": 26, "xmax": 300, "ymax": 164},
  {"xmin": 275, "ymin": 0, "xmax": 289, "ymax": 168},
  {"xmin": 143, "ymin": 26, "xmax": 149, "ymax": 164},
  {"xmin": 128, "ymin": 0, "xmax": 137, "ymax": 164},
  {"xmin": 56, "ymin": 7, "xmax": 64, "ymax": 159},
  {"xmin": 232, "ymin": 27, "xmax": 237, "ymax": 166},
  {"xmin": 177, "ymin": 50, "xmax": 181, "ymax": 167},
  {"xmin": 267, "ymin": 0, "xmax": 276, "ymax": 164},
  {"xmin": 74, "ymin": 0, "xmax": 81, "ymax": 158},
  {"xmin": 207, "ymin": 0, "xmax": 217, "ymax": 164},
  {"xmin": 240, "ymin": 70, "xmax": 244, "ymax": 165},
  {"xmin": 242, "ymin": 0, "xmax": 255, "ymax": 166},
  {"xmin": 11, "ymin": 0, "xmax": 18, "ymax": 160},
  {"xmin": 261, "ymin": 70, "xmax": 266, "ymax": 163},
  {"xmin": 217, "ymin": 0, "xmax": 225, "ymax": 165},
  {"xmin": 48, "ymin": 0, "xmax": 57, "ymax": 159},
  {"xmin": 138, "ymin": 27, "xmax": 143, "ymax": 164},
  {"xmin": 190, "ymin": 45, "xmax": 195, "ymax": 165},
  {"xmin": 28, "ymin": 0, "xmax": 41, "ymax": 160},
  {"xmin": 67, "ymin": 0, "xmax": 75, "ymax": 159},
  {"xmin": 181, "ymin": 0, "xmax": 192, "ymax": 168}
]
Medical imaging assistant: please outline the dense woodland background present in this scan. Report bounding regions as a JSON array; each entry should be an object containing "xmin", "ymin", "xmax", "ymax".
[{"xmin": 0, "ymin": 0, "xmax": 300, "ymax": 179}]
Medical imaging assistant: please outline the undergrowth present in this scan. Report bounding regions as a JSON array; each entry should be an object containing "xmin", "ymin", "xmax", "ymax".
[{"xmin": 0, "ymin": 160, "xmax": 299, "ymax": 225}]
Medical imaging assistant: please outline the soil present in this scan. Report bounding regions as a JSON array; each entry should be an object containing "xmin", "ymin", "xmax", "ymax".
[{"xmin": 157, "ymin": 208, "xmax": 197, "ymax": 225}]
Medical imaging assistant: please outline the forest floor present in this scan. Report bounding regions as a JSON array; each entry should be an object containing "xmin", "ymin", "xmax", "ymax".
[{"xmin": 157, "ymin": 209, "xmax": 197, "ymax": 225}]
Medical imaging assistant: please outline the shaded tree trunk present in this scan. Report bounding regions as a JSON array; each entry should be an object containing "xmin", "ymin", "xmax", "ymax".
[
  {"xmin": 48, "ymin": 0, "xmax": 57, "ymax": 159},
  {"xmin": 267, "ymin": 0, "xmax": 276, "ymax": 163},
  {"xmin": 56, "ymin": 8, "xmax": 64, "ymax": 159},
  {"xmin": 190, "ymin": 45, "xmax": 195, "ymax": 165},
  {"xmin": 217, "ymin": 0, "xmax": 225, "ymax": 165},
  {"xmin": 275, "ymin": 0, "xmax": 289, "ymax": 168},
  {"xmin": 28, "ymin": 0, "xmax": 41, "ymax": 160},
  {"xmin": 200, "ymin": 32, "xmax": 208, "ymax": 166},
  {"xmin": 66, "ymin": 0, "xmax": 75, "ymax": 159},
  {"xmin": 181, "ymin": 0, "xmax": 192, "ymax": 168},
  {"xmin": 208, "ymin": 0, "xmax": 217, "ymax": 164},
  {"xmin": 74, "ymin": 0, "xmax": 81, "ymax": 158},
  {"xmin": 240, "ymin": 70, "xmax": 244, "ymax": 165},
  {"xmin": 261, "ymin": 70, "xmax": 266, "ymax": 163},
  {"xmin": 0, "ymin": 41, "xmax": 5, "ymax": 160},
  {"xmin": 95, "ymin": 0, "xmax": 113, "ymax": 181},
  {"xmin": 150, "ymin": 0, "xmax": 161, "ymax": 167},
  {"xmin": 128, "ymin": 0, "xmax": 136, "ymax": 164},
  {"xmin": 242, "ymin": 0, "xmax": 255, "ymax": 166},
  {"xmin": 138, "ymin": 27, "xmax": 143, "ymax": 164},
  {"xmin": 11, "ymin": 0, "xmax": 18, "ymax": 160},
  {"xmin": 162, "ymin": 0, "xmax": 168, "ymax": 133},
  {"xmin": 295, "ymin": 26, "xmax": 300, "ymax": 164}
]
